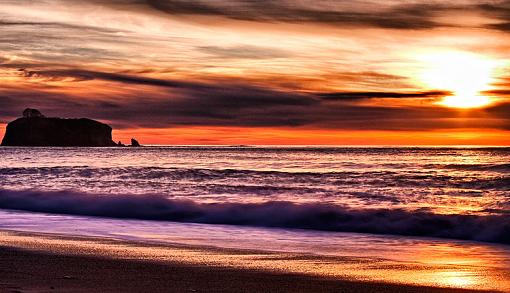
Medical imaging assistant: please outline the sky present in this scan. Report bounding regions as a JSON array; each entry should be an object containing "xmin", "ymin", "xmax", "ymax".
[{"xmin": 1, "ymin": 0, "xmax": 510, "ymax": 145}]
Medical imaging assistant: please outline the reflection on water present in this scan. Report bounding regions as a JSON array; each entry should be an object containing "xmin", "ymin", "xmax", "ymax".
[{"xmin": 0, "ymin": 210, "xmax": 509, "ymax": 291}]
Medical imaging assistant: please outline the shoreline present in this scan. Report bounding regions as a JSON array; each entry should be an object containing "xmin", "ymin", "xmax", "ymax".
[{"xmin": 0, "ymin": 229, "xmax": 497, "ymax": 293}]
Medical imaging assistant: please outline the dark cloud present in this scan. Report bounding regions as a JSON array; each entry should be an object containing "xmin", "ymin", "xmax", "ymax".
[
  {"xmin": 480, "ymin": 78, "xmax": 510, "ymax": 129},
  {"xmin": 8, "ymin": 0, "xmax": 508, "ymax": 33},
  {"xmin": 17, "ymin": 69, "xmax": 314, "ymax": 107},
  {"xmin": 0, "ymin": 21, "xmax": 51, "ymax": 26},
  {"xmin": 2, "ymin": 69, "xmax": 509, "ymax": 131},
  {"xmin": 20, "ymin": 69, "xmax": 198, "ymax": 88},
  {"xmin": 483, "ymin": 89, "xmax": 510, "ymax": 96},
  {"xmin": 77, "ymin": 97, "xmax": 510, "ymax": 130},
  {"xmin": 105, "ymin": 0, "xmax": 510, "ymax": 32},
  {"xmin": 96, "ymin": 0, "xmax": 446, "ymax": 29},
  {"xmin": 476, "ymin": 1, "xmax": 510, "ymax": 32},
  {"xmin": 317, "ymin": 90, "xmax": 452, "ymax": 100},
  {"xmin": 485, "ymin": 103, "xmax": 510, "ymax": 128},
  {"xmin": 483, "ymin": 77, "xmax": 510, "ymax": 97},
  {"xmin": 0, "ymin": 20, "xmax": 122, "ymax": 33},
  {"xmin": 2, "ymin": 69, "xmax": 318, "ymax": 127},
  {"xmin": 1, "ymin": 94, "xmax": 506, "ymax": 131},
  {"xmin": 487, "ymin": 22, "xmax": 510, "ymax": 31}
]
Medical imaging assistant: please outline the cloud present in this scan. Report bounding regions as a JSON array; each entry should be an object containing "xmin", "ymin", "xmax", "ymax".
[
  {"xmin": 317, "ymin": 90, "xmax": 452, "ymax": 100},
  {"xmin": 0, "ymin": 27, "xmax": 128, "ymax": 65},
  {"xmin": 19, "ymin": 69, "xmax": 201, "ymax": 88},
  {"xmin": 17, "ymin": 69, "xmax": 315, "ymax": 106},
  {"xmin": 481, "ymin": 77, "xmax": 510, "ymax": 129},
  {"xmin": 475, "ymin": 1, "xmax": 510, "ymax": 32},
  {"xmin": 483, "ymin": 89, "xmax": 510, "ymax": 96},
  {"xmin": 2, "ymin": 68, "xmax": 509, "ymax": 131},
  {"xmin": 0, "ymin": 20, "xmax": 122, "ymax": 33},
  {"xmin": 96, "ymin": 0, "xmax": 510, "ymax": 33},
  {"xmin": 198, "ymin": 45, "xmax": 291, "ymax": 59},
  {"xmin": 133, "ymin": 0, "xmax": 443, "ymax": 29}
]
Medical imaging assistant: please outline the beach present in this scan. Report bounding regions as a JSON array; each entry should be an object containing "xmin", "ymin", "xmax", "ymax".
[
  {"xmin": 0, "ymin": 230, "xmax": 491, "ymax": 293},
  {"xmin": 4, "ymin": 0, "xmax": 510, "ymax": 290},
  {"xmin": 0, "ymin": 146, "xmax": 509, "ymax": 292}
]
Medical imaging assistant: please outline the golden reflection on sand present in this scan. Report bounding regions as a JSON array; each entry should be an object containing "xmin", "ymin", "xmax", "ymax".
[
  {"xmin": 438, "ymin": 271, "xmax": 478, "ymax": 288},
  {"xmin": 0, "ymin": 230, "xmax": 508, "ymax": 291}
]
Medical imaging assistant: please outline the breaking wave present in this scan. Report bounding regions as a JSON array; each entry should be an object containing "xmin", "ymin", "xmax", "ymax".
[{"xmin": 0, "ymin": 189, "xmax": 508, "ymax": 245}]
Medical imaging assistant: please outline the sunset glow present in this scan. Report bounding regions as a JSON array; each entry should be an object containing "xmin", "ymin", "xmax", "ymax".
[
  {"xmin": 2, "ymin": 3, "xmax": 510, "ymax": 292},
  {"xmin": 0, "ymin": 0, "xmax": 509, "ymax": 145},
  {"xmin": 419, "ymin": 52, "xmax": 499, "ymax": 109}
]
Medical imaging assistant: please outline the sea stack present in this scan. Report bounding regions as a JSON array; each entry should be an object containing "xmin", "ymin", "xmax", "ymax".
[
  {"xmin": 130, "ymin": 138, "xmax": 141, "ymax": 147},
  {"xmin": 1, "ymin": 108, "xmax": 117, "ymax": 147}
]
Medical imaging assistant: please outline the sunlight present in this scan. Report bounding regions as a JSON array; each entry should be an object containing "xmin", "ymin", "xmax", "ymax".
[
  {"xmin": 435, "ymin": 271, "xmax": 478, "ymax": 288},
  {"xmin": 418, "ymin": 52, "xmax": 499, "ymax": 108}
]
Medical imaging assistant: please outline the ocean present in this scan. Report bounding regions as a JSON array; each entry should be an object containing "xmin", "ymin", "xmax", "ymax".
[{"xmin": 0, "ymin": 146, "xmax": 509, "ymax": 290}]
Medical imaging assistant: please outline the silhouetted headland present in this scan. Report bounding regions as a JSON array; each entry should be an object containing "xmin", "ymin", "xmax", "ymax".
[{"xmin": 1, "ymin": 108, "xmax": 140, "ymax": 147}]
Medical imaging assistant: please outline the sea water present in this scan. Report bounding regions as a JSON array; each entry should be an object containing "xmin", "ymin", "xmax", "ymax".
[{"xmin": 0, "ymin": 146, "xmax": 509, "ymax": 290}]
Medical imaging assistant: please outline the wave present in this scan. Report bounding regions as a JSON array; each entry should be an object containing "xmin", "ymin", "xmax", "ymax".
[
  {"xmin": 2, "ymin": 164, "xmax": 510, "ymax": 177},
  {"xmin": 0, "ymin": 166, "xmax": 370, "ymax": 177},
  {"xmin": 443, "ymin": 163, "xmax": 510, "ymax": 173},
  {"xmin": 0, "ymin": 189, "xmax": 508, "ymax": 245},
  {"xmin": 2, "ymin": 166, "xmax": 509, "ymax": 191}
]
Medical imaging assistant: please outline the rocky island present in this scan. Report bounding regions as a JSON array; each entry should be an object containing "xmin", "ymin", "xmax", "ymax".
[{"xmin": 1, "ymin": 109, "xmax": 138, "ymax": 147}]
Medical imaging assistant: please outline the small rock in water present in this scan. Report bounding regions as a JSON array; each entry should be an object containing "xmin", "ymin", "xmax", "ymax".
[{"xmin": 130, "ymin": 138, "xmax": 141, "ymax": 147}]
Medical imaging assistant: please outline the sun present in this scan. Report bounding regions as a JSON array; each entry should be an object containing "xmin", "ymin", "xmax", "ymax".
[{"xmin": 418, "ymin": 51, "xmax": 499, "ymax": 108}]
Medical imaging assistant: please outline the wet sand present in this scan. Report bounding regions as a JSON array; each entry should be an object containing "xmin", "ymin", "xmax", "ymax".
[
  {"xmin": 0, "ymin": 245, "xmax": 491, "ymax": 293},
  {"xmin": 0, "ymin": 230, "xmax": 497, "ymax": 293}
]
